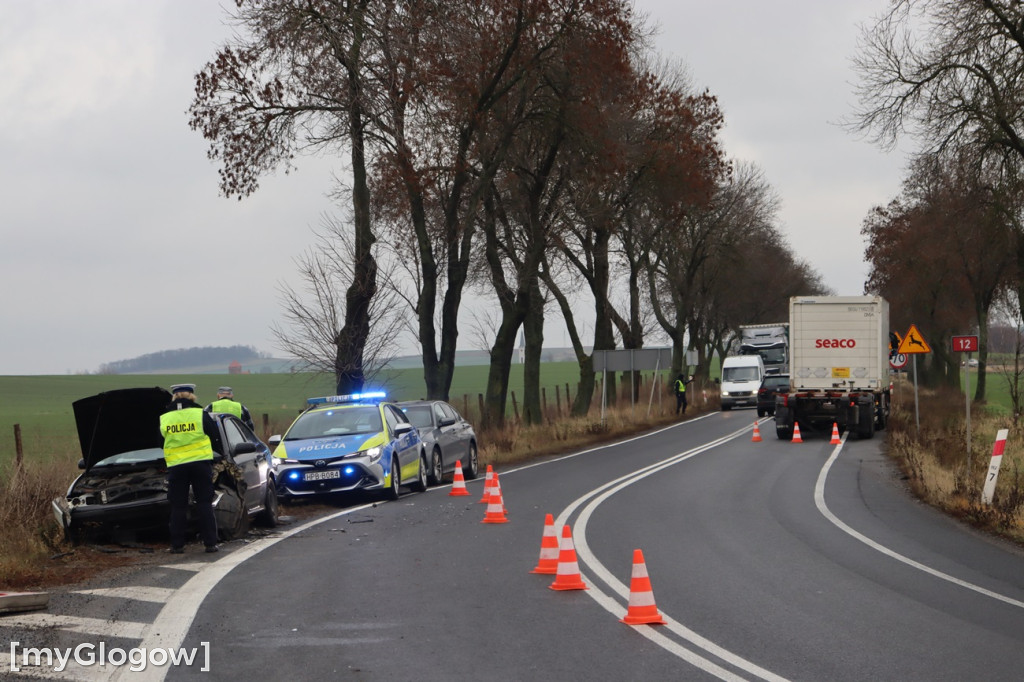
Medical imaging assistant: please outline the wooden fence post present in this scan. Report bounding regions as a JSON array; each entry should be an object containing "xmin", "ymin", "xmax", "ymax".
[
  {"xmin": 555, "ymin": 385, "xmax": 562, "ymax": 417},
  {"xmin": 542, "ymin": 387, "xmax": 548, "ymax": 421},
  {"xmin": 14, "ymin": 423, "xmax": 24, "ymax": 472},
  {"xmin": 262, "ymin": 413, "xmax": 270, "ymax": 441},
  {"xmin": 463, "ymin": 394, "xmax": 470, "ymax": 421},
  {"xmin": 511, "ymin": 391, "xmax": 520, "ymax": 423},
  {"xmin": 478, "ymin": 394, "xmax": 487, "ymax": 430}
]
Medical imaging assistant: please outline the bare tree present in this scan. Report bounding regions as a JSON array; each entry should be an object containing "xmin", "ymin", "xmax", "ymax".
[
  {"xmin": 272, "ymin": 217, "xmax": 402, "ymax": 389},
  {"xmin": 851, "ymin": 1, "xmax": 1024, "ymax": 161}
]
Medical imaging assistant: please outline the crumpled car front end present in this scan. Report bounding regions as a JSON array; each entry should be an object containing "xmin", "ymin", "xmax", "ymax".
[{"xmin": 53, "ymin": 459, "xmax": 172, "ymax": 537}]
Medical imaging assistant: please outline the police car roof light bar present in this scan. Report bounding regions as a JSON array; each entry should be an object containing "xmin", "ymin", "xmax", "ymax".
[{"xmin": 307, "ymin": 391, "xmax": 387, "ymax": 406}]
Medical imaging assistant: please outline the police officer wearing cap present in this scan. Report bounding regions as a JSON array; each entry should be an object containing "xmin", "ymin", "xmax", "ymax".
[
  {"xmin": 160, "ymin": 384, "xmax": 222, "ymax": 553},
  {"xmin": 206, "ymin": 386, "xmax": 254, "ymax": 431}
]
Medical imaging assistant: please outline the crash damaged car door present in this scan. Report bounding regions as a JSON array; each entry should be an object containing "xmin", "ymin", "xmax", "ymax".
[{"xmin": 219, "ymin": 416, "xmax": 265, "ymax": 512}]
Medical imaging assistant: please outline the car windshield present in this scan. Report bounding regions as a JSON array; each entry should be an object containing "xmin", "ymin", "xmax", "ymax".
[
  {"xmin": 760, "ymin": 348, "xmax": 787, "ymax": 364},
  {"xmin": 285, "ymin": 406, "xmax": 383, "ymax": 440},
  {"xmin": 401, "ymin": 406, "xmax": 433, "ymax": 429},
  {"xmin": 92, "ymin": 447, "xmax": 166, "ymax": 468},
  {"xmin": 764, "ymin": 377, "xmax": 789, "ymax": 389},
  {"xmin": 723, "ymin": 366, "xmax": 760, "ymax": 381}
]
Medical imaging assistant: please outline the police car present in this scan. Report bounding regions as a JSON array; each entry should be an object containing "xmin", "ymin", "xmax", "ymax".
[{"xmin": 270, "ymin": 392, "xmax": 428, "ymax": 501}]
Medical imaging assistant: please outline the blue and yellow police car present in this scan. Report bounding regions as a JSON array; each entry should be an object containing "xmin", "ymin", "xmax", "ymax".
[{"xmin": 270, "ymin": 392, "xmax": 428, "ymax": 501}]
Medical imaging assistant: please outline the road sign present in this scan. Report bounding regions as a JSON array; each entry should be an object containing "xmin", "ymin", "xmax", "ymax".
[
  {"xmin": 897, "ymin": 324, "xmax": 931, "ymax": 354},
  {"xmin": 952, "ymin": 335, "xmax": 978, "ymax": 353},
  {"xmin": 889, "ymin": 353, "xmax": 908, "ymax": 370}
]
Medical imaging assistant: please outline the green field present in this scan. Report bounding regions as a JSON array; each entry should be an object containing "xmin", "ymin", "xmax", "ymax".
[{"xmin": 0, "ymin": 362, "xmax": 676, "ymax": 465}]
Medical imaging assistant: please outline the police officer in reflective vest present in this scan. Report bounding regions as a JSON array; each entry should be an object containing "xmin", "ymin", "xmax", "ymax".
[
  {"xmin": 161, "ymin": 384, "xmax": 221, "ymax": 553},
  {"xmin": 206, "ymin": 386, "xmax": 254, "ymax": 431},
  {"xmin": 674, "ymin": 373, "xmax": 692, "ymax": 415}
]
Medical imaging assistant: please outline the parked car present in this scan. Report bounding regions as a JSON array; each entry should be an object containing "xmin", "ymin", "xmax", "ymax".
[
  {"xmin": 53, "ymin": 387, "xmax": 279, "ymax": 544},
  {"xmin": 397, "ymin": 400, "xmax": 479, "ymax": 485},
  {"xmin": 757, "ymin": 374, "xmax": 790, "ymax": 418},
  {"xmin": 271, "ymin": 392, "xmax": 427, "ymax": 501}
]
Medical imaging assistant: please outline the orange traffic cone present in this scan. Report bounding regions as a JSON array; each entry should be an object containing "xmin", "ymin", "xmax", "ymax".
[
  {"xmin": 751, "ymin": 421, "xmax": 762, "ymax": 442},
  {"xmin": 449, "ymin": 460, "xmax": 470, "ymax": 496},
  {"xmin": 549, "ymin": 525, "xmax": 588, "ymax": 591},
  {"xmin": 620, "ymin": 549, "xmax": 667, "ymax": 625},
  {"xmin": 792, "ymin": 422, "xmax": 803, "ymax": 443},
  {"xmin": 493, "ymin": 472, "xmax": 508, "ymax": 515},
  {"xmin": 478, "ymin": 465, "xmax": 495, "ymax": 503},
  {"xmin": 481, "ymin": 489, "xmax": 508, "ymax": 524},
  {"xmin": 531, "ymin": 514, "xmax": 560, "ymax": 574},
  {"xmin": 830, "ymin": 422, "xmax": 841, "ymax": 445}
]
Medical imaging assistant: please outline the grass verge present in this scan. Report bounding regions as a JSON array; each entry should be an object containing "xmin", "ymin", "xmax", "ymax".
[{"xmin": 886, "ymin": 383, "xmax": 1024, "ymax": 545}]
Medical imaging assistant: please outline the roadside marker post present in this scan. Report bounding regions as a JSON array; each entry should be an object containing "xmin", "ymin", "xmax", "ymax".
[{"xmin": 981, "ymin": 429, "xmax": 1009, "ymax": 506}]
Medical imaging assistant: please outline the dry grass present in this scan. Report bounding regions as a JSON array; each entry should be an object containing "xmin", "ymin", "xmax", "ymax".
[
  {"xmin": 886, "ymin": 383, "xmax": 1024, "ymax": 545},
  {"xmin": 0, "ymin": 391, "xmax": 702, "ymax": 590},
  {"xmin": 0, "ymin": 457, "xmax": 147, "ymax": 589}
]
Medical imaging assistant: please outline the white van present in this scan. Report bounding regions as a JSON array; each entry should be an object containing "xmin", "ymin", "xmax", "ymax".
[{"xmin": 719, "ymin": 355, "xmax": 765, "ymax": 411}]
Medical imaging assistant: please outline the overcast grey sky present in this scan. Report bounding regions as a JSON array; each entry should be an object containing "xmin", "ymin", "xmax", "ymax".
[{"xmin": 0, "ymin": 1, "xmax": 906, "ymax": 375}]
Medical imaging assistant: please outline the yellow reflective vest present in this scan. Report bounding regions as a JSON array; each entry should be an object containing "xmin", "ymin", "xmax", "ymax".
[
  {"xmin": 210, "ymin": 398, "xmax": 243, "ymax": 420},
  {"xmin": 160, "ymin": 407, "xmax": 214, "ymax": 467},
  {"xmin": 675, "ymin": 379, "xmax": 686, "ymax": 394}
]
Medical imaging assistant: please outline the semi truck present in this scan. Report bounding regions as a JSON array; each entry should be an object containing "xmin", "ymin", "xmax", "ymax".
[
  {"xmin": 738, "ymin": 323, "xmax": 789, "ymax": 375},
  {"xmin": 774, "ymin": 296, "xmax": 890, "ymax": 440}
]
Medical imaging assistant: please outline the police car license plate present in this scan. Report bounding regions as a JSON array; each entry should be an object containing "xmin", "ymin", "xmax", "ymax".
[{"xmin": 304, "ymin": 470, "xmax": 341, "ymax": 481}]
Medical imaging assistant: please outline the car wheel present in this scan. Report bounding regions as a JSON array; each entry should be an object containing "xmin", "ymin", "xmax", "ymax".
[
  {"xmin": 411, "ymin": 452, "xmax": 428, "ymax": 493},
  {"xmin": 386, "ymin": 457, "xmax": 401, "ymax": 501},
  {"xmin": 256, "ymin": 479, "xmax": 279, "ymax": 528},
  {"xmin": 464, "ymin": 442, "xmax": 479, "ymax": 480},
  {"xmin": 215, "ymin": 485, "xmax": 249, "ymax": 541},
  {"xmin": 428, "ymin": 447, "xmax": 444, "ymax": 486},
  {"xmin": 757, "ymin": 408, "xmax": 766, "ymax": 418}
]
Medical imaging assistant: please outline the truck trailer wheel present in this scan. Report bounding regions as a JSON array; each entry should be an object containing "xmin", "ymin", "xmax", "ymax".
[
  {"xmin": 858, "ymin": 399, "xmax": 876, "ymax": 440},
  {"xmin": 776, "ymin": 417, "xmax": 793, "ymax": 440}
]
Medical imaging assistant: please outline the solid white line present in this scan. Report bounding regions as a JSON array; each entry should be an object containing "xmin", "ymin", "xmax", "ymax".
[
  {"xmin": 563, "ymin": 418, "xmax": 790, "ymax": 681},
  {"xmin": 74, "ymin": 587, "xmax": 176, "ymax": 604},
  {"xmin": 156, "ymin": 562, "xmax": 209, "ymax": 573},
  {"xmin": 1, "ymin": 613, "xmax": 147, "ymax": 640},
  {"xmin": 117, "ymin": 501, "xmax": 379, "ymax": 682},
  {"xmin": 814, "ymin": 436, "xmax": 1024, "ymax": 609}
]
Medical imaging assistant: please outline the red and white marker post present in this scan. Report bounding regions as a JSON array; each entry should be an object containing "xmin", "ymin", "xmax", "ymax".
[{"xmin": 981, "ymin": 429, "xmax": 1009, "ymax": 506}]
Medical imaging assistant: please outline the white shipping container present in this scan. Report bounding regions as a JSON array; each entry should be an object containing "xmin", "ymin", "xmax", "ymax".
[{"xmin": 789, "ymin": 296, "xmax": 889, "ymax": 391}]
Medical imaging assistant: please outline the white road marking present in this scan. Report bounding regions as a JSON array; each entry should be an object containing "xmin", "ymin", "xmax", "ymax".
[
  {"xmin": 566, "ymin": 419, "xmax": 790, "ymax": 681},
  {"xmin": 118, "ymin": 502, "xmax": 379, "ymax": 682},
  {"xmin": 73, "ymin": 587, "xmax": 176, "ymax": 604},
  {"xmin": 0, "ymin": 613, "xmax": 147, "ymax": 640},
  {"xmin": 157, "ymin": 562, "xmax": 209, "ymax": 573},
  {"xmin": 815, "ymin": 436, "xmax": 1024, "ymax": 609}
]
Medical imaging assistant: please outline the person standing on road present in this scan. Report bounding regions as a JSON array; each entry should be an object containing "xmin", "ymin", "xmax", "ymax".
[
  {"xmin": 674, "ymin": 373, "xmax": 693, "ymax": 415},
  {"xmin": 206, "ymin": 386, "xmax": 254, "ymax": 431},
  {"xmin": 161, "ymin": 383, "xmax": 221, "ymax": 554}
]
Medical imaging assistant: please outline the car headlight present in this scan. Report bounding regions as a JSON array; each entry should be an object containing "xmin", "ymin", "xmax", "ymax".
[
  {"xmin": 721, "ymin": 391, "xmax": 730, "ymax": 396},
  {"xmin": 362, "ymin": 446, "xmax": 382, "ymax": 463}
]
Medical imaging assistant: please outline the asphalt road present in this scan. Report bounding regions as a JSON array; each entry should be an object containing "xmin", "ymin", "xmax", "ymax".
[{"xmin": 9, "ymin": 410, "xmax": 1024, "ymax": 680}]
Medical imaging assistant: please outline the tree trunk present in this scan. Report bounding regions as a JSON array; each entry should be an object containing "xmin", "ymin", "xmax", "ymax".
[
  {"xmin": 335, "ymin": 95, "xmax": 376, "ymax": 394},
  {"xmin": 522, "ymin": 282, "xmax": 545, "ymax": 425}
]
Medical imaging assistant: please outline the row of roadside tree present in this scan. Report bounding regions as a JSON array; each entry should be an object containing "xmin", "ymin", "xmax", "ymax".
[{"xmin": 188, "ymin": 0, "xmax": 829, "ymax": 425}]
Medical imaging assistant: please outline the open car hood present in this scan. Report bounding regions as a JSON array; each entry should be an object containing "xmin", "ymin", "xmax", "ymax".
[{"xmin": 73, "ymin": 387, "xmax": 171, "ymax": 471}]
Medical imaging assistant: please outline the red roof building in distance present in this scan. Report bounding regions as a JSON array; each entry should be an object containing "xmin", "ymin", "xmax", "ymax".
[{"xmin": 228, "ymin": 361, "xmax": 242, "ymax": 374}]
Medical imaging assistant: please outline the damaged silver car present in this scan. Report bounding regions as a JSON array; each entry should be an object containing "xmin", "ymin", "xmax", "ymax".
[{"xmin": 52, "ymin": 387, "xmax": 279, "ymax": 543}]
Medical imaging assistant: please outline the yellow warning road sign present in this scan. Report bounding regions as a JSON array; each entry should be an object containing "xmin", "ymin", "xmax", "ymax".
[{"xmin": 898, "ymin": 324, "xmax": 931, "ymax": 354}]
